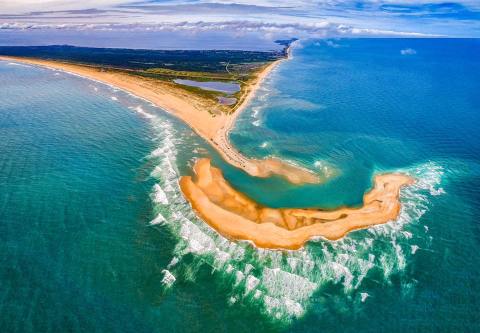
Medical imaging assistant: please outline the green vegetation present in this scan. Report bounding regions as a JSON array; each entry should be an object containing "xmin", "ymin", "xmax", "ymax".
[
  {"xmin": 0, "ymin": 44, "xmax": 290, "ymax": 113},
  {"xmin": 0, "ymin": 45, "xmax": 284, "ymax": 72},
  {"xmin": 144, "ymin": 68, "xmax": 233, "ymax": 81},
  {"xmin": 144, "ymin": 62, "xmax": 264, "ymax": 82},
  {"xmin": 124, "ymin": 63, "xmax": 261, "ymax": 112}
]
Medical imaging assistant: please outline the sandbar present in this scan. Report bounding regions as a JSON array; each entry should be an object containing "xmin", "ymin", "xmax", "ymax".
[{"xmin": 180, "ymin": 158, "xmax": 415, "ymax": 250}]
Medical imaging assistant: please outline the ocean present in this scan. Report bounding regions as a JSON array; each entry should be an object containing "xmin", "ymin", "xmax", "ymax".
[{"xmin": 1, "ymin": 39, "xmax": 479, "ymax": 332}]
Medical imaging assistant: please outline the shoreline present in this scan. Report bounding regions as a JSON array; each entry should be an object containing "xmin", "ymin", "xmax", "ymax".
[
  {"xmin": 180, "ymin": 158, "xmax": 415, "ymax": 250},
  {"xmin": 0, "ymin": 50, "xmax": 417, "ymax": 250},
  {"xmin": 0, "ymin": 48, "xmax": 319, "ymax": 184},
  {"xmin": 210, "ymin": 42, "xmax": 321, "ymax": 184}
]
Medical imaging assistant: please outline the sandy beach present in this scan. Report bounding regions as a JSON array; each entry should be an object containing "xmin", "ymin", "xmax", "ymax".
[
  {"xmin": 0, "ymin": 53, "xmax": 319, "ymax": 184},
  {"xmin": 180, "ymin": 158, "xmax": 415, "ymax": 250},
  {"xmin": 0, "ymin": 53, "xmax": 415, "ymax": 249}
]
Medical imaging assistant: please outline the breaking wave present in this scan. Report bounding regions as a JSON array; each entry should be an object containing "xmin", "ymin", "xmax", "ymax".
[
  {"xmin": 144, "ymin": 105, "xmax": 446, "ymax": 322},
  {"xmin": 83, "ymin": 72, "xmax": 446, "ymax": 323},
  {"xmin": 129, "ymin": 105, "xmax": 155, "ymax": 119},
  {"xmin": 6, "ymin": 62, "xmax": 32, "ymax": 68}
]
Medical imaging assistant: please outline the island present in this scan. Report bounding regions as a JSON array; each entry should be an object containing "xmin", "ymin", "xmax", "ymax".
[{"xmin": 180, "ymin": 159, "xmax": 414, "ymax": 250}]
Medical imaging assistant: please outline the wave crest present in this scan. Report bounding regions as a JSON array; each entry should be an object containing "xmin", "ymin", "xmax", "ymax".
[{"xmin": 146, "ymin": 111, "xmax": 445, "ymax": 321}]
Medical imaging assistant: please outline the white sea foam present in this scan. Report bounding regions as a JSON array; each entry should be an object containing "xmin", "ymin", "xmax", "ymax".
[
  {"xmin": 150, "ymin": 165, "xmax": 175, "ymax": 180},
  {"xmin": 235, "ymin": 271, "xmax": 245, "ymax": 286},
  {"xmin": 143, "ymin": 93, "xmax": 446, "ymax": 322},
  {"xmin": 130, "ymin": 105, "xmax": 155, "ymax": 119},
  {"xmin": 161, "ymin": 269, "xmax": 176, "ymax": 287},
  {"xmin": 252, "ymin": 106, "xmax": 261, "ymax": 119},
  {"xmin": 360, "ymin": 292, "xmax": 369, "ymax": 302},
  {"xmin": 402, "ymin": 231, "xmax": 413, "ymax": 239},
  {"xmin": 7, "ymin": 62, "xmax": 31, "ymax": 68},
  {"xmin": 111, "ymin": 96, "xmax": 118, "ymax": 101},
  {"xmin": 164, "ymin": 184, "xmax": 175, "ymax": 193},
  {"xmin": 244, "ymin": 263, "xmax": 254, "ymax": 275},
  {"xmin": 150, "ymin": 147, "xmax": 168, "ymax": 157},
  {"xmin": 214, "ymin": 250, "xmax": 231, "ymax": 266},
  {"xmin": 245, "ymin": 275, "xmax": 260, "ymax": 293},
  {"xmin": 263, "ymin": 268, "xmax": 317, "ymax": 301},
  {"xmin": 167, "ymin": 257, "xmax": 179, "ymax": 269},
  {"xmin": 411, "ymin": 245, "xmax": 420, "ymax": 254},
  {"xmin": 178, "ymin": 216, "xmax": 216, "ymax": 255},
  {"xmin": 329, "ymin": 262, "xmax": 354, "ymax": 290},
  {"xmin": 150, "ymin": 212, "xmax": 166, "ymax": 225},
  {"xmin": 264, "ymin": 296, "xmax": 304, "ymax": 318},
  {"xmin": 286, "ymin": 257, "xmax": 300, "ymax": 271},
  {"xmin": 152, "ymin": 184, "xmax": 168, "ymax": 205},
  {"xmin": 313, "ymin": 160, "xmax": 334, "ymax": 178},
  {"xmin": 252, "ymin": 120, "xmax": 261, "ymax": 127}
]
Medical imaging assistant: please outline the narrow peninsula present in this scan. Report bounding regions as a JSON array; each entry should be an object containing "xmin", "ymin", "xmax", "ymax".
[{"xmin": 0, "ymin": 41, "xmax": 319, "ymax": 184}]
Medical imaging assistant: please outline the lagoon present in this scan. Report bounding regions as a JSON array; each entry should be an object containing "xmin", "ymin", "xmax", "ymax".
[{"xmin": 174, "ymin": 78, "xmax": 240, "ymax": 94}]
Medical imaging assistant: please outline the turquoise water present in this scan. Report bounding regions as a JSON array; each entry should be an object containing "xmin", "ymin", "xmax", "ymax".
[{"xmin": 1, "ymin": 39, "xmax": 480, "ymax": 332}]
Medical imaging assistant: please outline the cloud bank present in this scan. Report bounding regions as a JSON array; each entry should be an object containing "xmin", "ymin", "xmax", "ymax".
[{"xmin": 0, "ymin": 0, "xmax": 478, "ymax": 48}]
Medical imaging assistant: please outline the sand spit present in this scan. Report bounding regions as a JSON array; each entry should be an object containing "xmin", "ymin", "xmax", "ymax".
[
  {"xmin": 0, "ymin": 55, "xmax": 319, "ymax": 184},
  {"xmin": 180, "ymin": 159, "xmax": 415, "ymax": 250}
]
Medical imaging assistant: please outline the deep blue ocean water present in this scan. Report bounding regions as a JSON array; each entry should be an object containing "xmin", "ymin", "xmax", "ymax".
[{"xmin": 1, "ymin": 39, "xmax": 479, "ymax": 332}]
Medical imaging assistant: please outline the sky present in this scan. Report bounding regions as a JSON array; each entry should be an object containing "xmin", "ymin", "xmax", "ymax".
[{"xmin": 0, "ymin": 1, "xmax": 479, "ymax": 49}]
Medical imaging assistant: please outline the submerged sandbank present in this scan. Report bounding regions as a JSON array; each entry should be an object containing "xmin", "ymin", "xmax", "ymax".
[
  {"xmin": 0, "ymin": 55, "xmax": 320, "ymax": 185},
  {"xmin": 180, "ymin": 158, "xmax": 415, "ymax": 250}
]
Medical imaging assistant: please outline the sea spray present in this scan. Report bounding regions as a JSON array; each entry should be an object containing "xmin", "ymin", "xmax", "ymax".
[
  {"xmin": 147, "ymin": 126, "xmax": 446, "ymax": 322},
  {"xmin": 50, "ymin": 61, "xmax": 446, "ymax": 323},
  {"xmin": 2, "ymin": 38, "xmax": 478, "ymax": 332},
  {"xmin": 127, "ymin": 58, "xmax": 448, "ymax": 322}
]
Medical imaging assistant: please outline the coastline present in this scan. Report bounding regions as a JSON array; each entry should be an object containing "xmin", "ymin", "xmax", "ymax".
[
  {"xmin": 1, "ymin": 47, "xmax": 417, "ymax": 251},
  {"xmin": 180, "ymin": 158, "xmax": 415, "ymax": 250},
  {"xmin": 210, "ymin": 49, "xmax": 321, "ymax": 184},
  {"xmin": 0, "ymin": 49, "xmax": 319, "ymax": 184}
]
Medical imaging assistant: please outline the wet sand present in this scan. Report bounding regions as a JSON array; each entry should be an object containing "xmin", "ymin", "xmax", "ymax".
[
  {"xmin": 0, "ymin": 55, "xmax": 319, "ymax": 184},
  {"xmin": 180, "ymin": 158, "xmax": 415, "ymax": 250}
]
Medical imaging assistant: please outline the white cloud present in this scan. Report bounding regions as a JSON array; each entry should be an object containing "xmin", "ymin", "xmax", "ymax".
[
  {"xmin": 0, "ymin": 20, "xmax": 440, "ymax": 38},
  {"xmin": 400, "ymin": 48, "xmax": 417, "ymax": 55},
  {"xmin": 0, "ymin": 0, "xmax": 130, "ymax": 14},
  {"xmin": 0, "ymin": 0, "xmax": 476, "ymax": 37}
]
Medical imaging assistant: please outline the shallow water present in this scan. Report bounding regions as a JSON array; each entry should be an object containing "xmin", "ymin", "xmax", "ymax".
[
  {"xmin": 174, "ymin": 78, "xmax": 240, "ymax": 94},
  {"xmin": 1, "ymin": 39, "xmax": 480, "ymax": 332}
]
